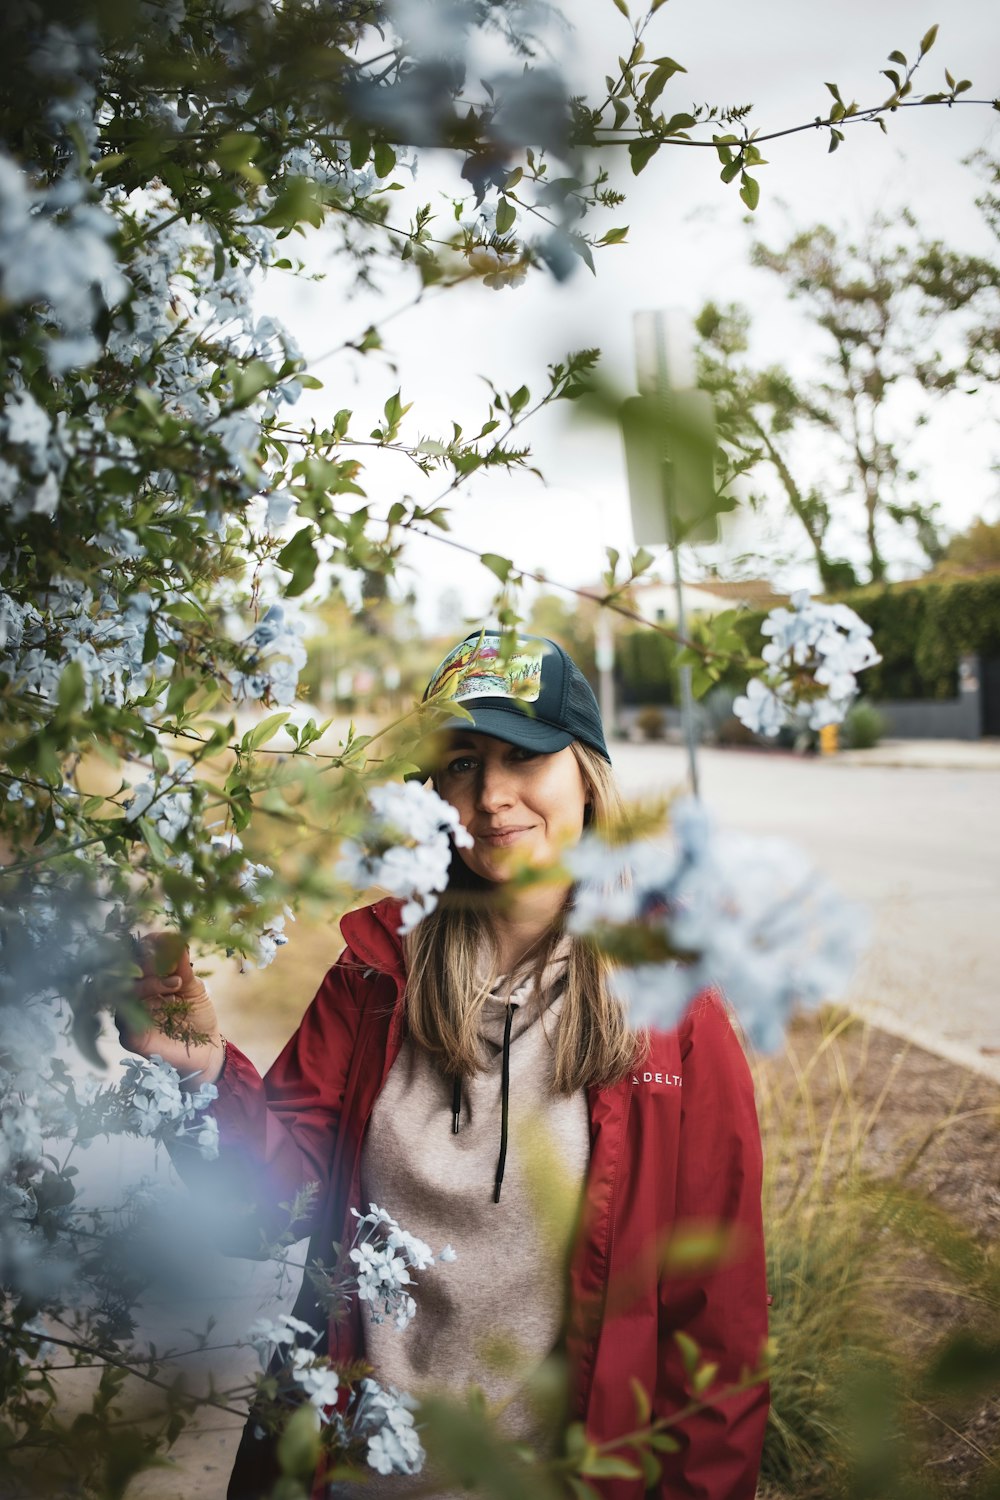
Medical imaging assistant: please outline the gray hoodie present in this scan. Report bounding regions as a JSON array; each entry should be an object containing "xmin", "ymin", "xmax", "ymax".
[{"xmin": 354, "ymin": 945, "xmax": 590, "ymax": 1491}]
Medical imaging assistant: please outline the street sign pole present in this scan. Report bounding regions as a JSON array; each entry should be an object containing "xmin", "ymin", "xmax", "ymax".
[
  {"xmin": 594, "ymin": 611, "xmax": 615, "ymax": 734},
  {"xmin": 629, "ymin": 310, "xmax": 705, "ymax": 799}
]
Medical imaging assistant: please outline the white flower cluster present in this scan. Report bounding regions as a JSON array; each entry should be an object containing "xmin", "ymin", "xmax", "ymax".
[
  {"xmin": 355, "ymin": 1378, "xmax": 424, "ymax": 1477},
  {"xmin": 0, "ymin": 151, "xmax": 127, "ymax": 374},
  {"xmin": 0, "ymin": 578, "xmax": 178, "ymax": 709},
  {"xmin": 116, "ymin": 1054, "xmax": 220, "ymax": 1160},
  {"xmin": 567, "ymin": 797, "xmax": 867, "ymax": 1052},
  {"xmin": 124, "ymin": 759, "xmax": 197, "ymax": 844},
  {"xmin": 0, "ymin": 387, "xmax": 65, "ymax": 520},
  {"xmin": 246, "ymin": 1313, "xmax": 342, "ymax": 1411},
  {"xmin": 734, "ymin": 591, "xmax": 881, "ymax": 737},
  {"xmin": 349, "ymin": 1203, "xmax": 455, "ymax": 1331},
  {"xmin": 336, "ymin": 782, "xmax": 473, "ymax": 934},
  {"xmin": 465, "ymin": 242, "xmax": 527, "ymax": 290},
  {"xmin": 209, "ymin": 831, "xmax": 293, "ymax": 968},
  {"xmin": 247, "ymin": 1321, "xmax": 422, "ymax": 1468},
  {"xmin": 231, "ymin": 605, "xmax": 307, "ymax": 707}
]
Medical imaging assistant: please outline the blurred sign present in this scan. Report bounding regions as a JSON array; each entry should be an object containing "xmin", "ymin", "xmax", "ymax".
[{"xmin": 621, "ymin": 388, "xmax": 718, "ymax": 547}]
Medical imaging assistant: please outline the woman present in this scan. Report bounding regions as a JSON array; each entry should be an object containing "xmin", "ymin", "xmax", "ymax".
[{"xmin": 125, "ymin": 629, "xmax": 769, "ymax": 1500}]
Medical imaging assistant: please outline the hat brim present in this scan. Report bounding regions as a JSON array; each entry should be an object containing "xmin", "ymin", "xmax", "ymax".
[{"xmin": 405, "ymin": 702, "xmax": 574, "ymax": 781}]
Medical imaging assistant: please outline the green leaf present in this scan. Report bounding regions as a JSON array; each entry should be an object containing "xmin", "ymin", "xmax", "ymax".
[
  {"xmin": 564, "ymin": 1422, "xmax": 588, "ymax": 1461},
  {"xmin": 920, "ymin": 23, "xmax": 938, "ymax": 54},
  {"xmin": 103, "ymin": 1428, "xmax": 172, "ymax": 1500},
  {"xmin": 674, "ymin": 1329, "xmax": 700, "ymax": 1377},
  {"xmin": 495, "ymin": 197, "xmax": 516, "ymax": 235},
  {"xmin": 138, "ymin": 817, "xmax": 167, "ymax": 864},
  {"xmin": 650, "ymin": 1432, "xmax": 681, "ymax": 1453},
  {"xmin": 57, "ymin": 660, "xmax": 86, "ymax": 717},
  {"xmin": 567, "ymin": 1480, "xmax": 603, "ymax": 1500},
  {"xmin": 277, "ymin": 526, "xmax": 319, "ymax": 597},
  {"xmin": 508, "ymin": 384, "xmax": 530, "ymax": 416},
  {"xmin": 480, "ymin": 552, "xmax": 513, "ymax": 583},
  {"xmin": 612, "ymin": 0, "xmax": 629, "ymax": 15},
  {"xmin": 825, "ymin": 81, "xmax": 843, "ymax": 103},
  {"xmin": 598, "ymin": 225, "xmax": 629, "ymax": 245},
  {"xmin": 628, "ymin": 138, "xmax": 661, "ymax": 174},
  {"xmin": 639, "ymin": 1450, "xmax": 663, "ymax": 1487},
  {"xmin": 215, "ymin": 131, "xmax": 263, "ymax": 184},
  {"xmin": 34, "ymin": 805, "xmax": 56, "ymax": 847},
  {"xmin": 692, "ymin": 1360, "xmax": 719, "ymax": 1394},
  {"xmin": 644, "ymin": 58, "xmax": 684, "ymax": 105},
  {"xmin": 256, "ymin": 175, "xmax": 325, "ymax": 230},
  {"xmin": 373, "ymin": 140, "xmax": 396, "ymax": 178},
  {"xmin": 231, "ymin": 358, "xmax": 280, "ymax": 408},
  {"xmin": 277, "ymin": 1403, "xmax": 321, "ymax": 1480},
  {"xmin": 242, "ymin": 712, "xmax": 290, "ymax": 752},
  {"xmin": 888, "ymin": 48, "xmax": 907, "ymax": 64},
  {"xmin": 579, "ymin": 1453, "xmax": 642, "ymax": 1479},
  {"xmin": 630, "ymin": 1376, "xmax": 651, "ymax": 1424},
  {"xmin": 739, "ymin": 173, "xmax": 760, "ymax": 211}
]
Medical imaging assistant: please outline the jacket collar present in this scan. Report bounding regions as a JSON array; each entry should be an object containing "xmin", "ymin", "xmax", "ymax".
[{"xmin": 339, "ymin": 897, "xmax": 407, "ymax": 978}]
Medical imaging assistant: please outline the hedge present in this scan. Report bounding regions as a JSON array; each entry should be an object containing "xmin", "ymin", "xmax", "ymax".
[{"xmin": 616, "ymin": 571, "xmax": 1000, "ymax": 705}]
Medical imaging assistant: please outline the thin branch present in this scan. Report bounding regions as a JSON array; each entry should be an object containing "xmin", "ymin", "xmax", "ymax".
[
  {"xmin": 0, "ymin": 1322, "xmax": 250, "ymax": 1421},
  {"xmin": 589, "ymin": 95, "xmax": 998, "ymax": 147}
]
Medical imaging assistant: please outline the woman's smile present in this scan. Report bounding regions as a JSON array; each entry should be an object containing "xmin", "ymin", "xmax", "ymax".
[
  {"xmin": 474, "ymin": 824, "xmax": 535, "ymax": 847},
  {"xmin": 434, "ymin": 730, "xmax": 589, "ymax": 884}
]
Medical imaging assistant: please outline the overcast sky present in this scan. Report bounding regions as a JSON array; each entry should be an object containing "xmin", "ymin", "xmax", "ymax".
[{"xmin": 263, "ymin": 0, "xmax": 1000, "ymax": 630}]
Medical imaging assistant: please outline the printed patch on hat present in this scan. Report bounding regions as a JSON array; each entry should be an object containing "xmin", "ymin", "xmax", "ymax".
[{"xmin": 426, "ymin": 634, "xmax": 544, "ymax": 704}]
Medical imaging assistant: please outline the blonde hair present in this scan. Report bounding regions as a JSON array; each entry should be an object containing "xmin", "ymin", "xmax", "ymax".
[{"xmin": 403, "ymin": 741, "xmax": 637, "ymax": 1093}]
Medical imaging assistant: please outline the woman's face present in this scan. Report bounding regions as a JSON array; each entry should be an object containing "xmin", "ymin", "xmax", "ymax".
[{"xmin": 435, "ymin": 731, "xmax": 589, "ymax": 885}]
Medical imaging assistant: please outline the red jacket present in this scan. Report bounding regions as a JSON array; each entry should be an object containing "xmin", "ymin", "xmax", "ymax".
[{"xmin": 213, "ymin": 898, "xmax": 769, "ymax": 1499}]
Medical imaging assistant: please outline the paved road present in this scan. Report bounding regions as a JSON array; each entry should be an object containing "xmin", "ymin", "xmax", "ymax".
[{"xmin": 611, "ymin": 742, "xmax": 1000, "ymax": 1083}]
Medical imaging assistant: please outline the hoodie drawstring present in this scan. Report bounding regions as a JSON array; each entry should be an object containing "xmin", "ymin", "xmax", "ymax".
[
  {"xmin": 493, "ymin": 1002, "xmax": 517, "ymax": 1203},
  {"xmin": 448, "ymin": 1002, "xmax": 519, "ymax": 1203}
]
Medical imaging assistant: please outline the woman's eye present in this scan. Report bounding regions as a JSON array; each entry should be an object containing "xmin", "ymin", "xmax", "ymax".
[{"xmin": 444, "ymin": 756, "xmax": 477, "ymax": 775}]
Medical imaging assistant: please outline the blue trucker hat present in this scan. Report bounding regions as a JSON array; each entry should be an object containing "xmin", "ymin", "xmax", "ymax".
[{"xmin": 418, "ymin": 629, "xmax": 610, "ymax": 764}]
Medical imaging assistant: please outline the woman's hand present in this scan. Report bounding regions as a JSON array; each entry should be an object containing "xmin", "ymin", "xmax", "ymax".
[{"xmin": 120, "ymin": 933, "xmax": 226, "ymax": 1088}]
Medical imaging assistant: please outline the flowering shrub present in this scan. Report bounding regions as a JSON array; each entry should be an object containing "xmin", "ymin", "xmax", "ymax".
[
  {"xmin": 241, "ymin": 1206, "xmax": 455, "ymax": 1478},
  {"xmin": 336, "ymin": 781, "xmax": 474, "ymax": 933},
  {"xmin": 0, "ymin": 0, "xmax": 966, "ymax": 1492},
  {"xmin": 349, "ymin": 1202, "xmax": 456, "ymax": 1330},
  {"xmin": 568, "ymin": 798, "xmax": 868, "ymax": 1052},
  {"xmin": 733, "ymin": 591, "xmax": 882, "ymax": 736}
]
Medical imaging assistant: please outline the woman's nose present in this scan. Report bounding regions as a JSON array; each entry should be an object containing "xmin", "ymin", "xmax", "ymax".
[{"xmin": 475, "ymin": 763, "xmax": 515, "ymax": 811}]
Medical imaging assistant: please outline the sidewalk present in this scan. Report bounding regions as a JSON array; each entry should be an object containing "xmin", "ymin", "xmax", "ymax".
[{"xmin": 834, "ymin": 738, "xmax": 1000, "ymax": 770}]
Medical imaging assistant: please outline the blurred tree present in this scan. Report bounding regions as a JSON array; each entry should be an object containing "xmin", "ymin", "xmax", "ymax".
[
  {"xmin": 699, "ymin": 211, "xmax": 990, "ymax": 588},
  {"xmin": 696, "ymin": 300, "xmax": 857, "ymax": 592},
  {"xmin": 525, "ymin": 590, "xmax": 597, "ymax": 680},
  {"xmin": 913, "ymin": 153, "xmax": 1000, "ymax": 384},
  {"xmin": 936, "ymin": 514, "xmax": 1000, "ymax": 572}
]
